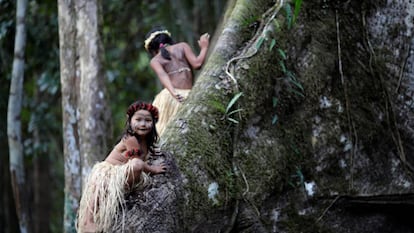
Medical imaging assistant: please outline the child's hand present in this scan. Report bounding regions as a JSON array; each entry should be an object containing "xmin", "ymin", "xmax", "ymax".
[
  {"xmin": 174, "ymin": 93, "xmax": 185, "ymax": 103},
  {"xmin": 198, "ymin": 33, "xmax": 210, "ymax": 49},
  {"xmin": 151, "ymin": 162, "xmax": 167, "ymax": 174}
]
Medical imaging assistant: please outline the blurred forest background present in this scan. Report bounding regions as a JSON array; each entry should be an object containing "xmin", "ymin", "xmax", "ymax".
[{"xmin": 0, "ymin": 0, "xmax": 226, "ymax": 232}]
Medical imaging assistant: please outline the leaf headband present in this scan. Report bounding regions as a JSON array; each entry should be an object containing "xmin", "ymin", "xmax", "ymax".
[
  {"xmin": 127, "ymin": 102, "xmax": 159, "ymax": 123},
  {"xmin": 144, "ymin": 30, "xmax": 171, "ymax": 51}
]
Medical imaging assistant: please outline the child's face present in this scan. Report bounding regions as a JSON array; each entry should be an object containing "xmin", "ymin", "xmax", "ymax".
[{"xmin": 130, "ymin": 110, "xmax": 153, "ymax": 136}]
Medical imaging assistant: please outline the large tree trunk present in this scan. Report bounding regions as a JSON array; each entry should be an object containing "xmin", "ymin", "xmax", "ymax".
[
  {"xmin": 114, "ymin": 0, "xmax": 414, "ymax": 232},
  {"xmin": 7, "ymin": 0, "xmax": 31, "ymax": 232}
]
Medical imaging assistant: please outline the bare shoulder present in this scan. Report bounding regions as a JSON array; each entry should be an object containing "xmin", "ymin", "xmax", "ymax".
[
  {"xmin": 123, "ymin": 135, "xmax": 140, "ymax": 148},
  {"xmin": 150, "ymin": 56, "xmax": 162, "ymax": 64},
  {"xmin": 112, "ymin": 138, "xmax": 126, "ymax": 152},
  {"xmin": 171, "ymin": 43, "xmax": 193, "ymax": 58},
  {"xmin": 105, "ymin": 139, "xmax": 127, "ymax": 164},
  {"xmin": 174, "ymin": 42, "xmax": 191, "ymax": 49}
]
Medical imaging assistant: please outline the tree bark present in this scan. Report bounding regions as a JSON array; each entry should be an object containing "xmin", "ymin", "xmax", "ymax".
[
  {"xmin": 59, "ymin": 0, "xmax": 110, "ymax": 232},
  {"xmin": 160, "ymin": 1, "xmax": 286, "ymax": 231},
  {"xmin": 7, "ymin": 0, "xmax": 31, "ymax": 232},
  {"xmin": 118, "ymin": 0, "xmax": 414, "ymax": 232},
  {"xmin": 58, "ymin": 0, "xmax": 81, "ymax": 232},
  {"xmin": 74, "ymin": 0, "xmax": 111, "ymax": 175}
]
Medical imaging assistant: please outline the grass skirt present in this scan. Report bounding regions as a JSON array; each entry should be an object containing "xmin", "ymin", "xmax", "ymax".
[
  {"xmin": 152, "ymin": 88, "xmax": 190, "ymax": 136},
  {"xmin": 77, "ymin": 160, "xmax": 149, "ymax": 233}
]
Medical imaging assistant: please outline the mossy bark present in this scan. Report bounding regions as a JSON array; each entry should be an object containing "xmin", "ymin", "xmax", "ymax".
[{"xmin": 114, "ymin": 0, "xmax": 414, "ymax": 232}]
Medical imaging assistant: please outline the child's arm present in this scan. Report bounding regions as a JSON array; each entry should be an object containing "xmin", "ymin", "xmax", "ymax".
[
  {"xmin": 183, "ymin": 33, "xmax": 210, "ymax": 69},
  {"xmin": 123, "ymin": 136, "xmax": 167, "ymax": 174}
]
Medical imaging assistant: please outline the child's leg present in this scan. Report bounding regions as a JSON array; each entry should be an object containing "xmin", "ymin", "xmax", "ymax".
[
  {"xmin": 78, "ymin": 180, "xmax": 99, "ymax": 232},
  {"xmin": 81, "ymin": 206, "xmax": 98, "ymax": 232},
  {"xmin": 80, "ymin": 220, "xmax": 97, "ymax": 233},
  {"xmin": 127, "ymin": 158, "xmax": 145, "ymax": 186}
]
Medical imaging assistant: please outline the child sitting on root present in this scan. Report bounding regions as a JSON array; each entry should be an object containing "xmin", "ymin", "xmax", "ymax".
[{"xmin": 77, "ymin": 101, "xmax": 167, "ymax": 233}]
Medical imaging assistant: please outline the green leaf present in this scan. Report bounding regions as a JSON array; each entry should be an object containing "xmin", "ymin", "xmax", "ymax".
[
  {"xmin": 296, "ymin": 169, "xmax": 304, "ymax": 184},
  {"xmin": 272, "ymin": 115, "xmax": 278, "ymax": 125},
  {"xmin": 278, "ymin": 48, "xmax": 287, "ymax": 60},
  {"xmin": 288, "ymin": 77, "xmax": 304, "ymax": 91},
  {"xmin": 284, "ymin": 4, "xmax": 293, "ymax": 29},
  {"xmin": 227, "ymin": 118, "xmax": 239, "ymax": 124},
  {"xmin": 273, "ymin": 20, "xmax": 281, "ymax": 32},
  {"xmin": 272, "ymin": 97, "xmax": 278, "ymax": 107},
  {"xmin": 286, "ymin": 70, "xmax": 296, "ymax": 80},
  {"xmin": 287, "ymin": 87, "xmax": 305, "ymax": 98},
  {"xmin": 279, "ymin": 61, "xmax": 286, "ymax": 74},
  {"xmin": 256, "ymin": 37, "xmax": 265, "ymax": 50},
  {"xmin": 293, "ymin": 0, "xmax": 303, "ymax": 24},
  {"xmin": 269, "ymin": 39, "xmax": 276, "ymax": 51},
  {"xmin": 226, "ymin": 92, "xmax": 243, "ymax": 114},
  {"xmin": 227, "ymin": 108, "xmax": 244, "ymax": 116}
]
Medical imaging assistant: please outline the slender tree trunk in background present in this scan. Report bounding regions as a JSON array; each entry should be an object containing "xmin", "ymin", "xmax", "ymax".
[
  {"xmin": 58, "ymin": 0, "xmax": 81, "ymax": 232},
  {"xmin": 1, "ymin": 74, "xmax": 17, "ymax": 232},
  {"xmin": 59, "ymin": 0, "xmax": 110, "ymax": 232},
  {"xmin": 7, "ymin": 0, "xmax": 31, "ymax": 233},
  {"xmin": 74, "ymin": 0, "xmax": 111, "ymax": 176}
]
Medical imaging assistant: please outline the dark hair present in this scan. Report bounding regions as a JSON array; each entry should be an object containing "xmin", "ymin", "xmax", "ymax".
[
  {"xmin": 123, "ymin": 101, "xmax": 159, "ymax": 153},
  {"xmin": 145, "ymin": 26, "xmax": 174, "ymax": 60}
]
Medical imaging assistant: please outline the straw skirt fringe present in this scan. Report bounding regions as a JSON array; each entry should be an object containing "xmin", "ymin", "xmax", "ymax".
[
  {"xmin": 152, "ymin": 88, "xmax": 190, "ymax": 136},
  {"xmin": 77, "ymin": 160, "xmax": 149, "ymax": 233}
]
